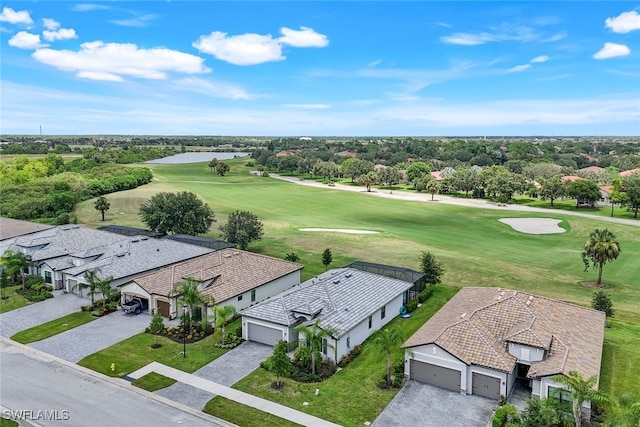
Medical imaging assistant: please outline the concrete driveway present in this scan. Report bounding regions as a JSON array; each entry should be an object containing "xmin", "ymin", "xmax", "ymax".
[
  {"xmin": 155, "ymin": 341, "xmax": 273, "ymax": 410},
  {"xmin": 29, "ymin": 311, "xmax": 150, "ymax": 363},
  {"xmin": 0, "ymin": 291, "xmax": 86, "ymax": 338},
  {"xmin": 372, "ymin": 380, "xmax": 498, "ymax": 427}
]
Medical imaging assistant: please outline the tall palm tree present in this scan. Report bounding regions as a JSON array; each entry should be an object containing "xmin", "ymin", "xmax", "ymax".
[
  {"xmin": 82, "ymin": 268, "xmax": 103, "ymax": 306},
  {"xmin": 98, "ymin": 275, "xmax": 115, "ymax": 312},
  {"xmin": 172, "ymin": 278, "xmax": 204, "ymax": 331},
  {"xmin": 582, "ymin": 229, "xmax": 622, "ymax": 286},
  {"xmin": 552, "ymin": 371, "xmax": 610, "ymax": 427},
  {"xmin": 294, "ymin": 319, "xmax": 335, "ymax": 376},
  {"xmin": 374, "ymin": 328, "xmax": 403, "ymax": 387},
  {"xmin": 94, "ymin": 196, "xmax": 110, "ymax": 221},
  {"xmin": 214, "ymin": 305, "xmax": 236, "ymax": 344},
  {"xmin": 2, "ymin": 249, "xmax": 34, "ymax": 290}
]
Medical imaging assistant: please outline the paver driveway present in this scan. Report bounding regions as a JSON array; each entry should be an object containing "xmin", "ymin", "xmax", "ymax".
[
  {"xmin": 0, "ymin": 291, "xmax": 85, "ymax": 338},
  {"xmin": 29, "ymin": 311, "xmax": 149, "ymax": 363},
  {"xmin": 372, "ymin": 380, "xmax": 498, "ymax": 427},
  {"xmin": 155, "ymin": 341, "xmax": 273, "ymax": 410}
]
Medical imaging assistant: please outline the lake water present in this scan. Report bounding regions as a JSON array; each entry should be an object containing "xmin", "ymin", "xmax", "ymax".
[{"xmin": 146, "ymin": 152, "xmax": 250, "ymax": 164}]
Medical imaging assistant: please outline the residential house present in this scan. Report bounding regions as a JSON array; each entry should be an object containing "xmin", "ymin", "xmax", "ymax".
[
  {"xmin": 620, "ymin": 168, "xmax": 640, "ymax": 177},
  {"xmin": 403, "ymin": 287, "xmax": 604, "ymax": 418},
  {"xmin": 0, "ymin": 217, "xmax": 53, "ymax": 241},
  {"xmin": 240, "ymin": 267, "xmax": 414, "ymax": 363},
  {"xmin": 599, "ymin": 185, "xmax": 612, "ymax": 204},
  {"xmin": 0, "ymin": 225, "xmax": 211, "ymax": 293},
  {"xmin": 119, "ymin": 248, "xmax": 303, "ymax": 319}
]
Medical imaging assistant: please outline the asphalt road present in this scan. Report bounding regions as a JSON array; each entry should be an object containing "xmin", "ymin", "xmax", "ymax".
[{"xmin": 0, "ymin": 338, "xmax": 233, "ymax": 427}]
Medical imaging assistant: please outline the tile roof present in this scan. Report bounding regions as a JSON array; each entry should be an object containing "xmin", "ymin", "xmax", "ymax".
[
  {"xmin": 403, "ymin": 287, "xmax": 605, "ymax": 379},
  {"xmin": 620, "ymin": 168, "xmax": 640, "ymax": 177},
  {"xmin": 0, "ymin": 217, "xmax": 54, "ymax": 241},
  {"xmin": 240, "ymin": 268, "xmax": 414, "ymax": 338},
  {"xmin": 130, "ymin": 248, "xmax": 303, "ymax": 304}
]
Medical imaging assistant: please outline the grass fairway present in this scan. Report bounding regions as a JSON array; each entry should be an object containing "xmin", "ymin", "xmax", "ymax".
[
  {"xmin": 11, "ymin": 312, "xmax": 95, "ymax": 344},
  {"xmin": 0, "ymin": 286, "xmax": 30, "ymax": 314}
]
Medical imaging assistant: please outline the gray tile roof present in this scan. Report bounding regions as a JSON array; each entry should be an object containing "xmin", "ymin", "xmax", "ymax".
[
  {"xmin": 0, "ymin": 217, "xmax": 54, "ymax": 241},
  {"xmin": 1, "ymin": 225, "xmax": 212, "ymax": 281},
  {"xmin": 403, "ymin": 287, "xmax": 605, "ymax": 379},
  {"xmin": 241, "ymin": 268, "xmax": 414, "ymax": 338}
]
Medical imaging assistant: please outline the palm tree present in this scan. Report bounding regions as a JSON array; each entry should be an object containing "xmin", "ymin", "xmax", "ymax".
[
  {"xmin": 552, "ymin": 371, "xmax": 610, "ymax": 427},
  {"xmin": 94, "ymin": 196, "xmax": 110, "ymax": 221},
  {"xmin": 2, "ymin": 249, "xmax": 33, "ymax": 290},
  {"xmin": 172, "ymin": 278, "xmax": 205, "ymax": 331},
  {"xmin": 98, "ymin": 275, "xmax": 115, "ymax": 312},
  {"xmin": 82, "ymin": 268, "xmax": 103, "ymax": 306},
  {"xmin": 582, "ymin": 229, "xmax": 622, "ymax": 286},
  {"xmin": 208, "ymin": 158, "xmax": 218, "ymax": 174},
  {"xmin": 374, "ymin": 328, "xmax": 404, "ymax": 387},
  {"xmin": 294, "ymin": 319, "xmax": 335, "ymax": 376},
  {"xmin": 427, "ymin": 180, "xmax": 440, "ymax": 201},
  {"xmin": 215, "ymin": 305, "xmax": 237, "ymax": 344}
]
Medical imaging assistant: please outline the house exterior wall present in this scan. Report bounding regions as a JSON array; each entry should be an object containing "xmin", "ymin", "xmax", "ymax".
[
  {"xmin": 218, "ymin": 271, "xmax": 301, "ymax": 312},
  {"xmin": 539, "ymin": 376, "xmax": 591, "ymax": 411},
  {"xmin": 507, "ymin": 365, "xmax": 517, "ymax": 396},
  {"xmin": 508, "ymin": 343, "xmax": 545, "ymax": 363}
]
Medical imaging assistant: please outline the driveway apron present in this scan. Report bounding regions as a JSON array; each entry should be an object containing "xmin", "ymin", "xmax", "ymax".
[
  {"xmin": 372, "ymin": 380, "xmax": 498, "ymax": 427},
  {"xmin": 155, "ymin": 341, "xmax": 273, "ymax": 410},
  {"xmin": 0, "ymin": 291, "xmax": 86, "ymax": 338},
  {"xmin": 29, "ymin": 311, "xmax": 149, "ymax": 363}
]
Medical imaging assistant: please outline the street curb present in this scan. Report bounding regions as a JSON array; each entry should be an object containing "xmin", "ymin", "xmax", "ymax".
[{"xmin": 0, "ymin": 336, "xmax": 237, "ymax": 427}]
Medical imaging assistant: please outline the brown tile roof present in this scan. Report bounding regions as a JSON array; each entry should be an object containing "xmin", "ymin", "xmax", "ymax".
[
  {"xmin": 131, "ymin": 248, "xmax": 303, "ymax": 303},
  {"xmin": 403, "ymin": 287, "xmax": 605, "ymax": 379},
  {"xmin": 620, "ymin": 168, "xmax": 640, "ymax": 177},
  {"xmin": 561, "ymin": 175, "xmax": 582, "ymax": 183}
]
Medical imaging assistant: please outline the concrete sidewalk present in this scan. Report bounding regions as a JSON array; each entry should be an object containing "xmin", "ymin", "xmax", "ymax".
[{"xmin": 129, "ymin": 362, "xmax": 342, "ymax": 427}]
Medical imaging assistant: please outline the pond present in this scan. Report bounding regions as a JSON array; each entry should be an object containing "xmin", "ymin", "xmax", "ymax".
[{"xmin": 146, "ymin": 152, "xmax": 250, "ymax": 164}]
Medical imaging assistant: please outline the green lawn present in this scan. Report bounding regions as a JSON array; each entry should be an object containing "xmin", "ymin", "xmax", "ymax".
[
  {"xmin": 600, "ymin": 319, "xmax": 640, "ymax": 400},
  {"xmin": 11, "ymin": 311, "xmax": 95, "ymax": 344},
  {"xmin": 0, "ymin": 285, "xmax": 30, "ymax": 314},
  {"xmin": 512, "ymin": 196, "xmax": 639, "ymax": 220},
  {"xmin": 202, "ymin": 286, "xmax": 459, "ymax": 427},
  {"xmin": 132, "ymin": 372, "xmax": 177, "ymax": 392},
  {"xmin": 204, "ymin": 397, "xmax": 302, "ymax": 427},
  {"xmin": 0, "ymin": 417, "xmax": 19, "ymax": 427},
  {"xmin": 78, "ymin": 318, "xmax": 241, "ymax": 377}
]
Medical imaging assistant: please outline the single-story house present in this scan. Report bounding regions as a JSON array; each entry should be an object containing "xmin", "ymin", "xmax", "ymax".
[
  {"xmin": 403, "ymin": 287, "xmax": 605, "ymax": 416},
  {"xmin": 599, "ymin": 185, "xmax": 612, "ymax": 204},
  {"xmin": 0, "ymin": 225, "xmax": 212, "ymax": 293},
  {"xmin": 620, "ymin": 168, "xmax": 640, "ymax": 177},
  {"xmin": 119, "ymin": 248, "xmax": 303, "ymax": 319},
  {"xmin": 240, "ymin": 267, "xmax": 414, "ymax": 363}
]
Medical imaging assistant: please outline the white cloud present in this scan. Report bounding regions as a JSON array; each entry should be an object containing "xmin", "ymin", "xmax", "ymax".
[
  {"xmin": 531, "ymin": 55, "xmax": 549, "ymax": 63},
  {"xmin": 441, "ymin": 32, "xmax": 497, "ymax": 46},
  {"xmin": 32, "ymin": 41, "xmax": 210, "ymax": 81},
  {"xmin": 593, "ymin": 42, "xmax": 631, "ymax": 60},
  {"xmin": 508, "ymin": 64, "xmax": 531, "ymax": 73},
  {"xmin": 193, "ymin": 31, "xmax": 284, "ymax": 65},
  {"xmin": 42, "ymin": 18, "xmax": 60, "ymax": 30},
  {"xmin": 72, "ymin": 4, "xmax": 109, "ymax": 12},
  {"xmin": 278, "ymin": 26, "xmax": 328, "ymax": 47},
  {"xmin": 173, "ymin": 77, "xmax": 254, "ymax": 100},
  {"xmin": 605, "ymin": 10, "xmax": 640, "ymax": 33},
  {"xmin": 8, "ymin": 31, "xmax": 47, "ymax": 49},
  {"xmin": 43, "ymin": 28, "xmax": 77, "ymax": 42},
  {"xmin": 110, "ymin": 14, "xmax": 157, "ymax": 28},
  {"xmin": 442, "ymin": 23, "xmax": 564, "ymax": 46},
  {"xmin": 0, "ymin": 7, "xmax": 33, "ymax": 25},
  {"xmin": 282, "ymin": 104, "xmax": 331, "ymax": 109}
]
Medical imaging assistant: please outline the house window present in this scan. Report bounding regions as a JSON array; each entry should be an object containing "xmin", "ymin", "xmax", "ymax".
[
  {"xmin": 347, "ymin": 337, "xmax": 351, "ymax": 348},
  {"xmin": 381, "ymin": 306, "xmax": 386, "ymax": 319},
  {"xmin": 548, "ymin": 386, "xmax": 571, "ymax": 404},
  {"xmin": 237, "ymin": 295, "xmax": 243, "ymax": 301},
  {"xmin": 520, "ymin": 348, "xmax": 530, "ymax": 361},
  {"xmin": 251, "ymin": 289, "xmax": 256, "ymax": 302},
  {"xmin": 322, "ymin": 338, "xmax": 328, "ymax": 355},
  {"xmin": 368, "ymin": 316, "xmax": 372, "ymax": 329},
  {"xmin": 44, "ymin": 271, "xmax": 52, "ymax": 284}
]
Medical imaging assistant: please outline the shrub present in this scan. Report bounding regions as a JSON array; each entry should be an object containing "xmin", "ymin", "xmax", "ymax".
[
  {"xmin": 80, "ymin": 305, "xmax": 92, "ymax": 312},
  {"xmin": 392, "ymin": 373, "xmax": 403, "ymax": 388},
  {"xmin": 405, "ymin": 299, "xmax": 419, "ymax": 313},
  {"xmin": 492, "ymin": 404, "xmax": 518, "ymax": 427},
  {"xmin": 393, "ymin": 361, "xmax": 404, "ymax": 375},
  {"xmin": 418, "ymin": 287, "xmax": 434, "ymax": 303},
  {"xmin": 338, "ymin": 345, "xmax": 362, "ymax": 367},
  {"xmin": 235, "ymin": 326, "xmax": 242, "ymax": 338},
  {"xmin": 293, "ymin": 346, "xmax": 312, "ymax": 371}
]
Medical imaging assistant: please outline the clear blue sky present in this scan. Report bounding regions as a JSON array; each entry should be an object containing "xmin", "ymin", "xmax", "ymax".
[{"xmin": 1, "ymin": 1, "xmax": 639, "ymax": 136}]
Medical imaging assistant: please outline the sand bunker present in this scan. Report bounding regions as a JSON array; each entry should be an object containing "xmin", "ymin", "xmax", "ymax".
[
  {"xmin": 499, "ymin": 218, "xmax": 565, "ymax": 234},
  {"xmin": 299, "ymin": 228, "xmax": 379, "ymax": 234}
]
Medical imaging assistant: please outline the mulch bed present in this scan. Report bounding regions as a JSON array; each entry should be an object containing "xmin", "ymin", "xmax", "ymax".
[{"xmin": 582, "ymin": 281, "xmax": 606, "ymax": 288}]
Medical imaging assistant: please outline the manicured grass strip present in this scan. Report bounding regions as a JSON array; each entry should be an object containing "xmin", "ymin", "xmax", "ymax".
[
  {"xmin": 203, "ymin": 396, "xmax": 302, "ymax": 427},
  {"xmin": 78, "ymin": 318, "xmax": 241, "ymax": 377},
  {"xmin": 600, "ymin": 319, "xmax": 640, "ymax": 400},
  {"xmin": 132, "ymin": 372, "xmax": 176, "ymax": 392},
  {"xmin": 0, "ymin": 417, "xmax": 19, "ymax": 427},
  {"xmin": 11, "ymin": 311, "xmax": 95, "ymax": 344},
  {"xmin": 221, "ymin": 286, "xmax": 458, "ymax": 427},
  {"xmin": 0, "ymin": 285, "xmax": 29, "ymax": 314}
]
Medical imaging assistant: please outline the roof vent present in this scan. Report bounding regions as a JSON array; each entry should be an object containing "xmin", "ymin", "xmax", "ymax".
[
  {"xmin": 140, "ymin": 236, "xmax": 148, "ymax": 241},
  {"xmin": 345, "ymin": 272, "xmax": 352, "ymax": 278},
  {"xmin": 460, "ymin": 312, "xmax": 466, "ymax": 318},
  {"xmin": 131, "ymin": 238, "xmax": 139, "ymax": 242},
  {"xmin": 333, "ymin": 279, "xmax": 340, "ymax": 284}
]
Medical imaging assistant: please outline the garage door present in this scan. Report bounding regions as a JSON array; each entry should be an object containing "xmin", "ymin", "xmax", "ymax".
[
  {"xmin": 410, "ymin": 360, "xmax": 461, "ymax": 392},
  {"xmin": 472, "ymin": 372, "xmax": 501, "ymax": 399},
  {"xmin": 157, "ymin": 300, "xmax": 170, "ymax": 318},
  {"xmin": 247, "ymin": 323, "xmax": 283, "ymax": 346}
]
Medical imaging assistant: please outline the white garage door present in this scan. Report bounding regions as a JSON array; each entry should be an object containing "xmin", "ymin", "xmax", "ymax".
[{"xmin": 247, "ymin": 323, "xmax": 283, "ymax": 346}]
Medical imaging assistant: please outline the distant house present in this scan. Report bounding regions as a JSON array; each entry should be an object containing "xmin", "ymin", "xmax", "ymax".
[
  {"xmin": 0, "ymin": 225, "xmax": 211, "ymax": 292},
  {"xmin": 275, "ymin": 150, "xmax": 301, "ymax": 157},
  {"xmin": 403, "ymin": 287, "xmax": 604, "ymax": 417},
  {"xmin": 431, "ymin": 171, "xmax": 444, "ymax": 181},
  {"xmin": 599, "ymin": 185, "xmax": 612, "ymax": 204},
  {"xmin": 560, "ymin": 175, "xmax": 582, "ymax": 183},
  {"xmin": 620, "ymin": 168, "xmax": 640, "ymax": 177},
  {"xmin": 119, "ymin": 248, "xmax": 303, "ymax": 319},
  {"xmin": 240, "ymin": 267, "xmax": 414, "ymax": 363},
  {"xmin": 578, "ymin": 166, "xmax": 605, "ymax": 174},
  {"xmin": 337, "ymin": 151, "xmax": 357, "ymax": 158}
]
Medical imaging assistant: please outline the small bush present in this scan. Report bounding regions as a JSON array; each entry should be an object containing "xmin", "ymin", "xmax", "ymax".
[
  {"xmin": 393, "ymin": 361, "xmax": 404, "ymax": 375},
  {"xmin": 235, "ymin": 326, "xmax": 242, "ymax": 338},
  {"xmin": 405, "ymin": 299, "xmax": 419, "ymax": 313},
  {"xmin": 492, "ymin": 404, "xmax": 518, "ymax": 427},
  {"xmin": 338, "ymin": 345, "xmax": 362, "ymax": 367},
  {"xmin": 293, "ymin": 346, "xmax": 312, "ymax": 371},
  {"xmin": 418, "ymin": 287, "xmax": 435, "ymax": 303},
  {"xmin": 392, "ymin": 373, "xmax": 403, "ymax": 388},
  {"xmin": 80, "ymin": 305, "xmax": 92, "ymax": 312}
]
